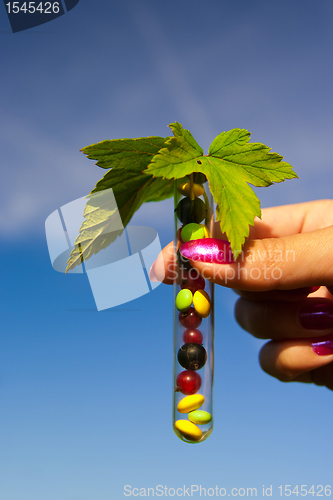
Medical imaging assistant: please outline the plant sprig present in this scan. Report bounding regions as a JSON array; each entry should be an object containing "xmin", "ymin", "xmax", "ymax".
[{"xmin": 66, "ymin": 123, "xmax": 297, "ymax": 272}]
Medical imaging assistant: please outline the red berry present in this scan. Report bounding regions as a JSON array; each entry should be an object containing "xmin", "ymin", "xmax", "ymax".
[
  {"xmin": 179, "ymin": 307, "xmax": 202, "ymax": 329},
  {"xmin": 180, "ymin": 270, "xmax": 205, "ymax": 294},
  {"xmin": 176, "ymin": 370, "xmax": 202, "ymax": 395},
  {"xmin": 183, "ymin": 328, "xmax": 203, "ymax": 344}
]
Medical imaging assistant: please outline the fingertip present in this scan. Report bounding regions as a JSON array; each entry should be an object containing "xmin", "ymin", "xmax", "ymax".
[
  {"xmin": 149, "ymin": 262, "xmax": 159, "ymax": 282},
  {"xmin": 150, "ymin": 241, "xmax": 177, "ymax": 284},
  {"xmin": 152, "ymin": 250, "xmax": 166, "ymax": 283},
  {"xmin": 259, "ymin": 339, "xmax": 333, "ymax": 383}
]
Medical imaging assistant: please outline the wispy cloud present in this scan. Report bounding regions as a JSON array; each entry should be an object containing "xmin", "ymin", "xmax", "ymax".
[
  {"xmin": 127, "ymin": 3, "xmax": 216, "ymax": 144},
  {"xmin": 0, "ymin": 112, "xmax": 101, "ymax": 239}
]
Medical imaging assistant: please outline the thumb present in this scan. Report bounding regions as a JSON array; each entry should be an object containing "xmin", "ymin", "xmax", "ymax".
[{"xmin": 184, "ymin": 226, "xmax": 333, "ymax": 291}]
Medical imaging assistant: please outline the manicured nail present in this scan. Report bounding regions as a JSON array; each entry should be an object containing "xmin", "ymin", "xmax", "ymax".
[
  {"xmin": 312, "ymin": 335, "xmax": 333, "ymax": 356},
  {"xmin": 179, "ymin": 238, "xmax": 234, "ymax": 264},
  {"xmin": 299, "ymin": 301, "xmax": 333, "ymax": 329}
]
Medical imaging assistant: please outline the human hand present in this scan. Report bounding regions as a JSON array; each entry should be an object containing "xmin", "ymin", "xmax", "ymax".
[{"xmin": 150, "ymin": 200, "xmax": 333, "ymax": 390}]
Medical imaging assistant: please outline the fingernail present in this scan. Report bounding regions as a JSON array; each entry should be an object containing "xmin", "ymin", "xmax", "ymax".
[
  {"xmin": 312, "ymin": 335, "xmax": 333, "ymax": 356},
  {"xmin": 179, "ymin": 238, "xmax": 234, "ymax": 264},
  {"xmin": 299, "ymin": 301, "xmax": 333, "ymax": 329},
  {"xmin": 149, "ymin": 262, "xmax": 158, "ymax": 282}
]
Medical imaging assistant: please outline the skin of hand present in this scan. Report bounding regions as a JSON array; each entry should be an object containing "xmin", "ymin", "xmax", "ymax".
[{"xmin": 150, "ymin": 200, "xmax": 333, "ymax": 391}]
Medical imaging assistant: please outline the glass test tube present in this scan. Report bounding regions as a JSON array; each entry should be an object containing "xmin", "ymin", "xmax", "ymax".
[{"xmin": 172, "ymin": 174, "xmax": 215, "ymax": 443}]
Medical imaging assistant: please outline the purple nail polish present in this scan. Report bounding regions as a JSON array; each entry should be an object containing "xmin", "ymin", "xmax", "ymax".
[
  {"xmin": 300, "ymin": 301, "xmax": 333, "ymax": 329},
  {"xmin": 179, "ymin": 238, "xmax": 234, "ymax": 264},
  {"xmin": 312, "ymin": 336, "xmax": 333, "ymax": 356}
]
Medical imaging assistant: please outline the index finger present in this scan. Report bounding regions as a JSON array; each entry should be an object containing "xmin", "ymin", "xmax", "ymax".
[
  {"xmin": 191, "ymin": 226, "xmax": 333, "ymax": 291},
  {"xmin": 151, "ymin": 201, "xmax": 333, "ymax": 288}
]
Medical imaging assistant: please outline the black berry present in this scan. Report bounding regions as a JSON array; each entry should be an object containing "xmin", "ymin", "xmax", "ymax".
[{"xmin": 177, "ymin": 343, "xmax": 207, "ymax": 370}]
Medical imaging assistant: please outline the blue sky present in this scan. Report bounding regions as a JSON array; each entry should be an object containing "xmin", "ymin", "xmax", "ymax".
[{"xmin": 1, "ymin": 1, "xmax": 333, "ymax": 499}]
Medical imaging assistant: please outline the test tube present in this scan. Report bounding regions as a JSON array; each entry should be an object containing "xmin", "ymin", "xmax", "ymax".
[{"xmin": 173, "ymin": 174, "xmax": 215, "ymax": 443}]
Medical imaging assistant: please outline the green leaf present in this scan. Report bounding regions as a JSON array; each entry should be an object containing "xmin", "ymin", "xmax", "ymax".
[
  {"xmin": 91, "ymin": 166, "xmax": 174, "ymax": 228},
  {"xmin": 81, "ymin": 136, "xmax": 168, "ymax": 169},
  {"xmin": 146, "ymin": 122, "xmax": 298, "ymax": 258},
  {"xmin": 66, "ymin": 136, "xmax": 173, "ymax": 273}
]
